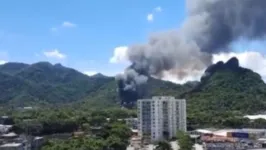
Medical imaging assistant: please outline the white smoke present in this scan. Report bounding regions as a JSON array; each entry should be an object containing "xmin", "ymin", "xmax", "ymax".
[
  {"xmin": 109, "ymin": 46, "xmax": 129, "ymax": 64},
  {"xmin": 110, "ymin": 47, "xmax": 266, "ymax": 83}
]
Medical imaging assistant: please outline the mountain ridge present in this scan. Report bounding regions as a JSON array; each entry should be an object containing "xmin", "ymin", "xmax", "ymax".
[
  {"xmin": 0, "ymin": 58, "xmax": 266, "ymax": 116},
  {"xmin": 0, "ymin": 62, "xmax": 191, "ymax": 107},
  {"xmin": 0, "ymin": 62, "xmax": 114, "ymax": 106},
  {"xmin": 185, "ymin": 57, "xmax": 266, "ymax": 114}
]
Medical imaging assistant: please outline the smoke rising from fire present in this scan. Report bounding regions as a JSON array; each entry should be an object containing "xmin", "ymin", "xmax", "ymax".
[{"xmin": 116, "ymin": 0, "xmax": 266, "ymax": 106}]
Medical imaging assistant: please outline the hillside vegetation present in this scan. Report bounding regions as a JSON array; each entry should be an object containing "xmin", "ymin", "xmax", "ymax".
[
  {"xmin": 0, "ymin": 58, "xmax": 266, "ymax": 130},
  {"xmin": 0, "ymin": 58, "xmax": 266, "ymax": 117},
  {"xmin": 0, "ymin": 62, "xmax": 190, "ymax": 107},
  {"xmin": 186, "ymin": 57, "xmax": 266, "ymax": 113},
  {"xmin": 183, "ymin": 57, "xmax": 266, "ymax": 128}
]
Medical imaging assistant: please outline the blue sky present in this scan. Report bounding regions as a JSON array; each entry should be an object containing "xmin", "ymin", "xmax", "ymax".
[
  {"xmin": 0, "ymin": 0, "xmax": 265, "ymax": 77},
  {"xmin": 0, "ymin": 0, "xmax": 185, "ymax": 75}
]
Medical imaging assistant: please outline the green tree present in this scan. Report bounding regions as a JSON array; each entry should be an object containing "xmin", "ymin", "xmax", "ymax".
[
  {"xmin": 177, "ymin": 131, "xmax": 193, "ymax": 150},
  {"xmin": 83, "ymin": 138, "xmax": 106, "ymax": 150},
  {"xmin": 155, "ymin": 141, "xmax": 172, "ymax": 150},
  {"xmin": 89, "ymin": 115, "xmax": 107, "ymax": 127},
  {"xmin": 106, "ymin": 135, "xmax": 127, "ymax": 150},
  {"xmin": 251, "ymin": 119, "xmax": 266, "ymax": 128},
  {"xmin": 109, "ymin": 122, "xmax": 132, "ymax": 140}
]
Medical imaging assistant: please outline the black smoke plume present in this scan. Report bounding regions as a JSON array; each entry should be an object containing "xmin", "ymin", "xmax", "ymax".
[
  {"xmin": 116, "ymin": 63, "xmax": 149, "ymax": 108},
  {"xmin": 117, "ymin": 0, "xmax": 266, "ymax": 106}
]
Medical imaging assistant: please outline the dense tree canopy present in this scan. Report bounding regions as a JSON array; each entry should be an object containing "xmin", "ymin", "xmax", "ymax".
[
  {"xmin": 155, "ymin": 141, "xmax": 173, "ymax": 150},
  {"xmin": 41, "ymin": 121, "xmax": 131, "ymax": 150},
  {"xmin": 1, "ymin": 107, "xmax": 135, "ymax": 136},
  {"xmin": 177, "ymin": 131, "xmax": 193, "ymax": 150},
  {"xmin": 1, "ymin": 58, "xmax": 266, "ymax": 134}
]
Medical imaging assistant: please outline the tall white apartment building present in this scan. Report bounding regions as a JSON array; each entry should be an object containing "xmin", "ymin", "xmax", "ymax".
[{"xmin": 137, "ymin": 96, "xmax": 187, "ymax": 142}]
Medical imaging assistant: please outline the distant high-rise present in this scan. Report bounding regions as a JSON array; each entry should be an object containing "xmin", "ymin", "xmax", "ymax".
[{"xmin": 137, "ymin": 96, "xmax": 187, "ymax": 142}]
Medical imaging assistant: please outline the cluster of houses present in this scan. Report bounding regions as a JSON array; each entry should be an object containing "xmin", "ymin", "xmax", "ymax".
[{"xmin": 0, "ymin": 116, "xmax": 44, "ymax": 150}]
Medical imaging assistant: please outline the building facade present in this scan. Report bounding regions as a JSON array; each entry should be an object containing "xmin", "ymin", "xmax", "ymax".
[
  {"xmin": 137, "ymin": 96, "xmax": 187, "ymax": 142},
  {"xmin": 125, "ymin": 118, "xmax": 138, "ymax": 129}
]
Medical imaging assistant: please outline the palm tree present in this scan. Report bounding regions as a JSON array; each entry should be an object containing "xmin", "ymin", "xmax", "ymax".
[{"xmin": 155, "ymin": 140, "xmax": 172, "ymax": 150}]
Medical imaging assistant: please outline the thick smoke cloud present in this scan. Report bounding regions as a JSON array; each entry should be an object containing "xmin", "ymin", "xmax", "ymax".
[{"xmin": 117, "ymin": 0, "xmax": 266, "ymax": 106}]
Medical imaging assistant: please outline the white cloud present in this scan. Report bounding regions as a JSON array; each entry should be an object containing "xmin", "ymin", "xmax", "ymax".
[
  {"xmin": 50, "ymin": 21, "xmax": 76, "ymax": 32},
  {"xmin": 83, "ymin": 71, "xmax": 98, "ymax": 76},
  {"xmin": 146, "ymin": 6, "xmax": 162, "ymax": 22},
  {"xmin": 109, "ymin": 46, "xmax": 129, "ymax": 64},
  {"xmin": 154, "ymin": 6, "xmax": 162, "ymax": 12},
  {"xmin": 62, "ymin": 21, "xmax": 76, "ymax": 28},
  {"xmin": 147, "ymin": 13, "xmax": 154, "ymax": 22},
  {"xmin": 0, "ymin": 60, "xmax": 7, "ymax": 65},
  {"xmin": 43, "ymin": 49, "xmax": 66, "ymax": 59}
]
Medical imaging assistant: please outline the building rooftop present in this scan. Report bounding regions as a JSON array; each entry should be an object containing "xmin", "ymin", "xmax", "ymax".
[
  {"xmin": 241, "ymin": 128, "xmax": 266, "ymax": 133},
  {"xmin": 244, "ymin": 115, "xmax": 266, "ymax": 120},
  {"xmin": 0, "ymin": 124, "xmax": 12, "ymax": 128},
  {"xmin": 23, "ymin": 107, "xmax": 33, "ymax": 110},
  {"xmin": 138, "ymin": 96, "xmax": 185, "ymax": 101},
  {"xmin": 257, "ymin": 138, "xmax": 266, "ymax": 141},
  {"xmin": 2, "ymin": 132, "xmax": 18, "ymax": 137},
  {"xmin": 34, "ymin": 136, "xmax": 44, "ymax": 140},
  {"xmin": 131, "ymin": 129, "xmax": 138, "ymax": 133},
  {"xmin": 0, "ymin": 143, "xmax": 22, "ymax": 147},
  {"xmin": 195, "ymin": 129, "xmax": 214, "ymax": 134},
  {"xmin": 125, "ymin": 118, "xmax": 138, "ymax": 120},
  {"xmin": 1, "ymin": 116, "xmax": 9, "ymax": 119},
  {"xmin": 152, "ymin": 96, "xmax": 175, "ymax": 99},
  {"xmin": 195, "ymin": 128, "xmax": 252, "ymax": 136}
]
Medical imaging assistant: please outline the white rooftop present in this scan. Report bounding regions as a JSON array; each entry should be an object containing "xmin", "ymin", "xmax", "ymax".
[
  {"xmin": 0, "ymin": 124, "xmax": 12, "ymax": 128},
  {"xmin": 2, "ymin": 132, "xmax": 18, "ymax": 137},
  {"xmin": 244, "ymin": 115, "xmax": 266, "ymax": 120},
  {"xmin": 0, "ymin": 143, "xmax": 22, "ymax": 147},
  {"xmin": 195, "ymin": 128, "xmax": 252, "ymax": 137},
  {"xmin": 195, "ymin": 129, "xmax": 213, "ymax": 134},
  {"xmin": 258, "ymin": 138, "xmax": 266, "ymax": 141},
  {"xmin": 131, "ymin": 129, "xmax": 138, "ymax": 133},
  {"xmin": 34, "ymin": 136, "xmax": 44, "ymax": 140}
]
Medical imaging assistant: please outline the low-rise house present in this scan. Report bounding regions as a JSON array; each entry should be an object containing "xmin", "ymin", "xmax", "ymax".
[
  {"xmin": 1, "ymin": 133, "xmax": 18, "ymax": 140},
  {"xmin": 0, "ymin": 125, "xmax": 13, "ymax": 134},
  {"xmin": 0, "ymin": 117, "xmax": 14, "ymax": 126},
  {"xmin": 0, "ymin": 143, "xmax": 23, "ymax": 150},
  {"xmin": 125, "ymin": 118, "xmax": 138, "ymax": 129},
  {"xmin": 31, "ymin": 137, "xmax": 45, "ymax": 150},
  {"xmin": 72, "ymin": 131, "xmax": 85, "ymax": 138}
]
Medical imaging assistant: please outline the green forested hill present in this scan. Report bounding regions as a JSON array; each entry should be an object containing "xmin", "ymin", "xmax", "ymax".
[
  {"xmin": 185, "ymin": 57, "xmax": 266, "ymax": 114},
  {"xmin": 1, "ymin": 58, "xmax": 266, "ymax": 130},
  {"xmin": 1, "ymin": 58, "xmax": 266, "ymax": 118},
  {"xmin": 80, "ymin": 77, "xmax": 193, "ymax": 108},
  {"xmin": 182, "ymin": 58, "xmax": 266, "ymax": 128},
  {"xmin": 0, "ymin": 62, "xmax": 114, "ymax": 106},
  {"xmin": 0, "ymin": 62, "xmax": 191, "ymax": 107}
]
